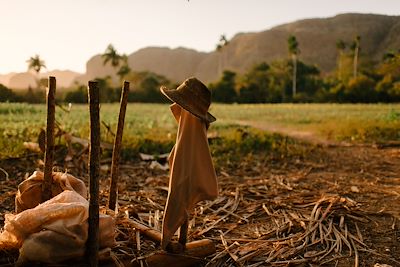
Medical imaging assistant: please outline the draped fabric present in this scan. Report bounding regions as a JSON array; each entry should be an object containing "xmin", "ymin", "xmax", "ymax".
[{"xmin": 161, "ymin": 104, "xmax": 218, "ymax": 249}]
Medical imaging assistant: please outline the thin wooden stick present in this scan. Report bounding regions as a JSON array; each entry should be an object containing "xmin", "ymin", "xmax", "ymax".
[
  {"xmin": 108, "ymin": 81, "xmax": 130, "ymax": 211},
  {"xmin": 179, "ymin": 217, "xmax": 189, "ymax": 248},
  {"xmin": 86, "ymin": 81, "xmax": 100, "ymax": 267},
  {"xmin": 42, "ymin": 76, "xmax": 56, "ymax": 202}
]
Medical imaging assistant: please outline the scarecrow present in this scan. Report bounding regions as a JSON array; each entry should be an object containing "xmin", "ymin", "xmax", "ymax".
[{"xmin": 159, "ymin": 77, "xmax": 219, "ymax": 250}]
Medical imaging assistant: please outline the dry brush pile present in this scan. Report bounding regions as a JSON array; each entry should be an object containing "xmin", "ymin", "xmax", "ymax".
[
  {"xmin": 102, "ymin": 147, "xmax": 399, "ymax": 267},
  {"xmin": 1, "ymin": 134, "xmax": 399, "ymax": 267}
]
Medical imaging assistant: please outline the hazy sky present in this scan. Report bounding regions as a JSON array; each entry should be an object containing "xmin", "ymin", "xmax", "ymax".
[{"xmin": 1, "ymin": 0, "xmax": 399, "ymax": 74}]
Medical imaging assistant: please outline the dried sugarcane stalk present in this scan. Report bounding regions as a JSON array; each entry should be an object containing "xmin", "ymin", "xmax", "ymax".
[
  {"xmin": 42, "ymin": 76, "xmax": 56, "ymax": 202},
  {"xmin": 86, "ymin": 81, "xmax": 101, "ymax": 267},
  {"xmin": 127, "ymin": 218, "xmax": 163, "ymax": 243},
  {"xmin": 108, "ymin": 81, "xmax": 130, "ymax": 211},
  {"xmin": 126, "ymin": 217, "xmax": 213, "ymax": 254}
]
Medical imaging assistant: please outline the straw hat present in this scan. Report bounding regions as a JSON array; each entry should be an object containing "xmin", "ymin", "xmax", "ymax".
[{"xmin": 160, "ymin": 77, "xmax": 216, "ymax": 123}]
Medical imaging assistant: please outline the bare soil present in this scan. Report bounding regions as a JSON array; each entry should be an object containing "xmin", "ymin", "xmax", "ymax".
[{"xmin": 234, "ymin": 120, "xmax": 341, "ymax": 146}]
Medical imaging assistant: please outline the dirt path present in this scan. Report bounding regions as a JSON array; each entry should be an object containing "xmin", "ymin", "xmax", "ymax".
[{"xmin": 233, "ymin": 120, "xmax": 344, "ymax": 146}]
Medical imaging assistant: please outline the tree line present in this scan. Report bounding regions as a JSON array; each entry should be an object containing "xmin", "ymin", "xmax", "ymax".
[
  {"xmin": 0, "ymin": 72, "xmax": 174, "ymax": 104},
  {"xmin": 1, "ymin": 38, "xmax": 400, "ymax": 103},
  {"xmin": 210, "ymin": 35, "xmax": 400, "ymax": 103}
]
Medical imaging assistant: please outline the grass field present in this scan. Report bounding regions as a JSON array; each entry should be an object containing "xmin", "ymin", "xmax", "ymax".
[
  {"xmin": 213, "ymin": 103, "xmax": 400, "ymax": 142},
  {"xmin": 1, "ymin": 103, "xmax": 399, "ymax": 158}
]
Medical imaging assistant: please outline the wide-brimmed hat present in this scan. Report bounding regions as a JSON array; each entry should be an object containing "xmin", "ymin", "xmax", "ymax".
[{"xmin": 160, "ymin": 77, "xmax": 216, "ymax": 123}]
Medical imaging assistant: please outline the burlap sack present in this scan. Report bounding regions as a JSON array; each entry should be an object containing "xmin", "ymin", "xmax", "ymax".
[
  {"xmin": 0, "ymin": 190, "xmax": 115, "ymax": 264},
  {"xmin": 15, "ymin": 170, "xmax": 87, "ymax": 213}
]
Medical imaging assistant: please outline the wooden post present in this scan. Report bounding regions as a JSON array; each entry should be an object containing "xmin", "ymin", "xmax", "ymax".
[
  {"xmin": 87, "ymin": 81, "xmax": 100, "ymax": 267},
  {"xmin": 108, "ymin": 81, "xmax": 130, "ymax": 211},
  {"xmin": 178, "ymin": 218, "xmax": 189, "ymax": 248},
  {"xmin": 42, "ymin": 76, "xmax": 56, "ymax": 202}
]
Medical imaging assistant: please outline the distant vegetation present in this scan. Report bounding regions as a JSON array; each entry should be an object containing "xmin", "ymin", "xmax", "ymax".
[
  {"xmin": 209, "ymin": 36, "xmax": 400, "ymax": 103},
  {"xmin": 1, "ymin": 36, "xmax": 399, "ymax": 104}
]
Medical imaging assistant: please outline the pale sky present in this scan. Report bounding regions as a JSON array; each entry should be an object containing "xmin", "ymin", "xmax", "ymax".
[{"xmin": 1, "ymin": 0, "xmax": 399, "ymax": 74}]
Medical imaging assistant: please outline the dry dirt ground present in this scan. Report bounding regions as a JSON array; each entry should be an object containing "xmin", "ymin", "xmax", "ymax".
[{"xmin": 0, "ymin": 130, "xmax": 399, "ymax": 266}]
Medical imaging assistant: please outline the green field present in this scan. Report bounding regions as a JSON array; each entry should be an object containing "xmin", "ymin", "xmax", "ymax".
[
  {"xmin": 1, "ymin": 103, "xmax": 399, "ymax": 158},
  {"xmin": 213, "ymin": 103, "xmax": 400, "ymax": 141}
]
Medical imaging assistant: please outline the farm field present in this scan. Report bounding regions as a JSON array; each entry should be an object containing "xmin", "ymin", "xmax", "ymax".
[
  {"xmin": 1, "ymin": 103, "xmax": 400, "ymax": 266},
  {"xmin": 1, "ymin": 103, "xmax": 400, "ymax": 158},
  {"xmin": 213, "ymin": 103, "xmax": 400, "ymax": 144}
]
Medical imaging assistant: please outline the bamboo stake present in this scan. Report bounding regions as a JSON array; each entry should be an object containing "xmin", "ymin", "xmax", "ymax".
[
  {"xmin": 87, "ymin": 81, "xmax": 101, "ymax": 267},
  {"xmin": 108, "ymin": 81, "xmax": 130, "ymax": 211},
  {"xmin": 42, "ymin": 76, "xmax": 56, "ymax": 202}
]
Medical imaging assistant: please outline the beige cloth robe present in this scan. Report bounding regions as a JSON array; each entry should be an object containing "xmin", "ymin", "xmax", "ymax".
[{"xmin": 161, "ymin": 104, "xmax": 218, "ymax": 249}]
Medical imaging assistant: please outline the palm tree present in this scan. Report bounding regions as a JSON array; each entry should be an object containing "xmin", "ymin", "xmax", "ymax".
[
  {"xmin": 336, "ymin": 40, "xmax": 346, "ymax": 80},
  {"xmin": 351, "ymin": 35, "xmax": 361, "ymax": 79},
  {"xmin": 288, "ymin": 35, "xmax": 299, "ymax": 97},
  {"xmin": 26, "ymin": 54, "xmax": 46, "ymax": 89},
  {"xmin": 117, "ymin": 55, "xmax": 131, "ymax": 81},
  {"xmin": 216, "ymin": 34, "xmax": 228, "ymax": 51},
  {"xmin": 102, "ymin": 44, "xmax": 132, "ymax": 83},
  {"xmin": 216, "ymin": 34, "xmax": 229, "ymax": 77},
  {"xmin": 102, "ymin": 44, "xmax": 122, "ymax": 68},
  {"xmin": 27, "ymin": 54, "xmax": 46, "ymax": 74}
]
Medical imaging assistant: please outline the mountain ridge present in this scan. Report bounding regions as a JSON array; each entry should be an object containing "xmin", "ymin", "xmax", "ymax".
[
  {"xmin": 2, "ymin": 13, "xmax": 400, "ymax": 89},
  {"xmin": 0, "ymin": 70, "xmax": 81, "ymax": 90},
  {"xmin": 78, "ymin": 13, "xmax": 400, "ymax": 84}
]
